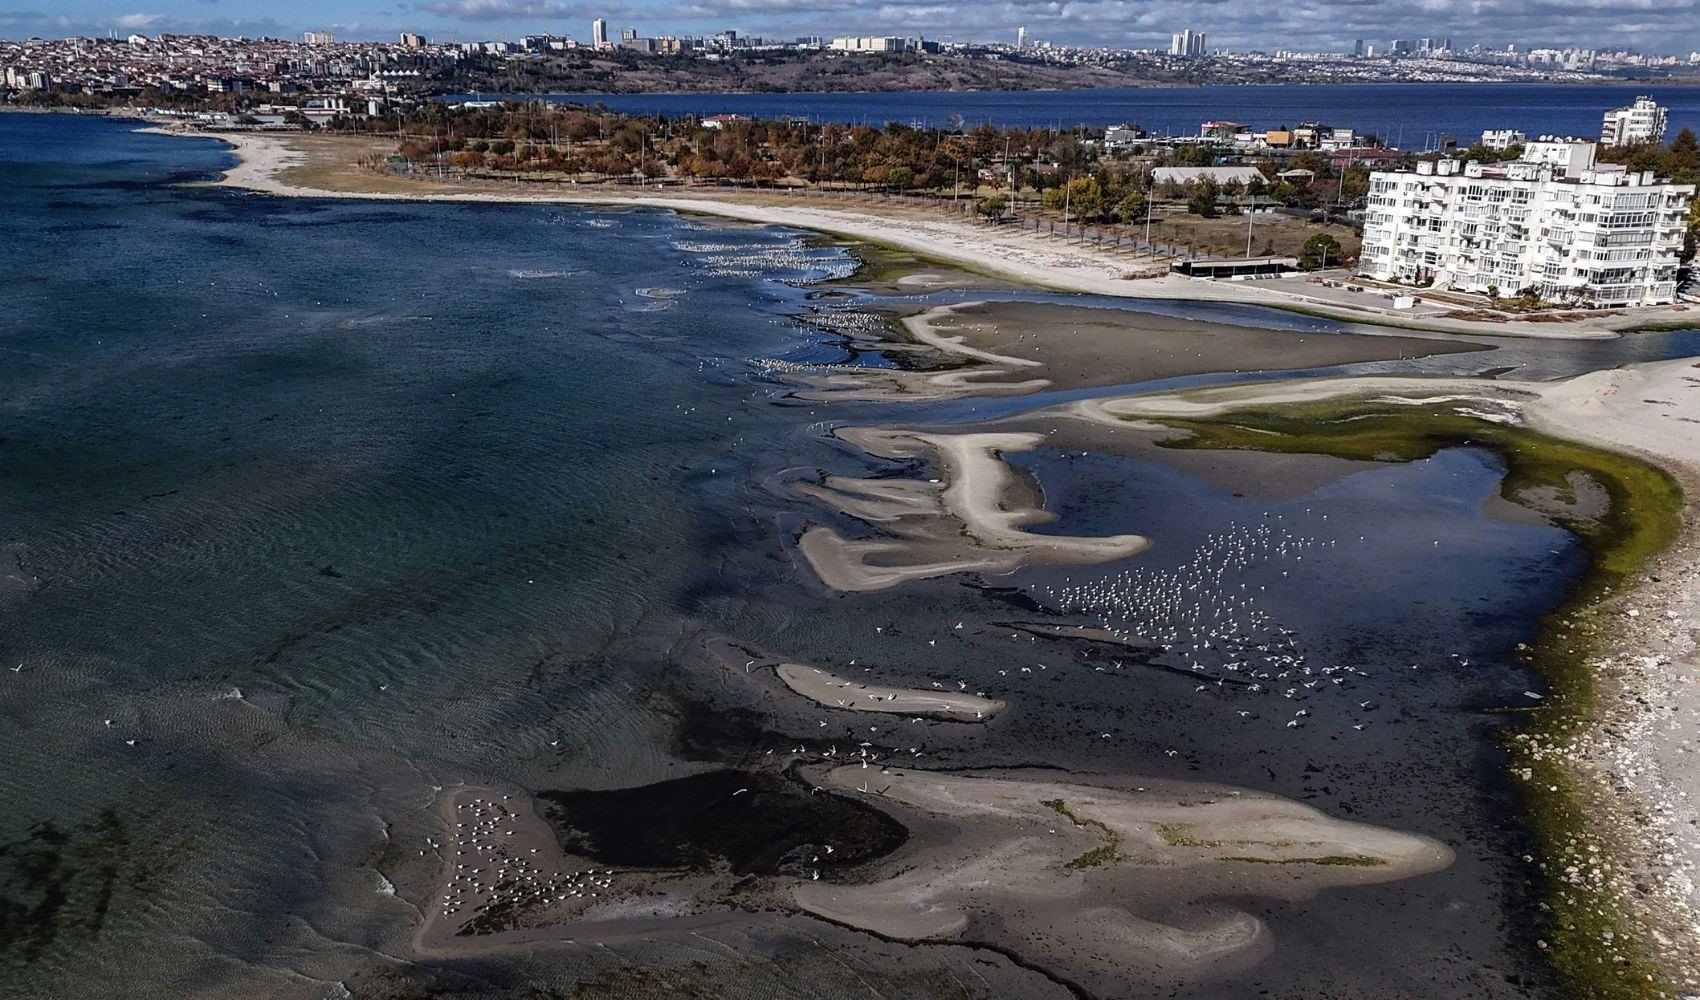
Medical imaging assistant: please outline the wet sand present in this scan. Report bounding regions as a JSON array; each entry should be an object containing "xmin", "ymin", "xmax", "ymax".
[
  {"xmin": 413, "ymin": 785, "xmax": 744, "ymax": 957},
  {"xmin": 792, "ymin": 299, "xmax": 1491, "ymax": 402},
  {"xmin": 794, "ymin": 766, "xmax": 1453, "ymax": 992},
  {"xmin": 775, "ymin": 662, "xmax": 1005, "ymax": 721},
  {"xmin": 798, "ymin": 426, "xmax": 1150, "ymax": 591}
]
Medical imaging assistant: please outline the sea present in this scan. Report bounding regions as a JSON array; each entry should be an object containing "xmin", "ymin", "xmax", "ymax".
[
  {"xmin": 460, "ymin": 81, "xmax": 1700, "ymax": 145},
  {"xmin": 1, "ymin": 111, "xmax": 1697, "ymax": 999}
]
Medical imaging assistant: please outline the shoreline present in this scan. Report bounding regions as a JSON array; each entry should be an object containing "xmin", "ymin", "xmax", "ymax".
[
  {"xmin": 145, "ymin": 122, "xmax": 1700, "ymax": 993},
  {"xmin": 153, "ymin": 127, "xmax": 1698, "ymax": 342},
  {"xmin": 1082, "ymin": 365, "xmax": 1700, "ymax": 993}
]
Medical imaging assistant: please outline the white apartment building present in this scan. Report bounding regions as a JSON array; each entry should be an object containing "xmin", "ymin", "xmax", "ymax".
[
  {"xmin": 1480, "ymin": 129, "xmax": 1525, "ymax": 150},
  {"xmin": 1169, "ymin": 29, "xmax": 1207, "ymax": 57},
  {"xmin": 1359, "ymin": 155, "xmax": 1693, "ymax": 308},
  {"xmin": 1600, "ymin": 95, "xmax": 1669, "ymax": 147}
]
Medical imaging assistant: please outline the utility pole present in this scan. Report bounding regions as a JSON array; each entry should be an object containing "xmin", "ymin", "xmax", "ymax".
[
  {"xmin": 1005, "ymin": 135, "xmax": 1014, "ymax": 219},
  {"xmin": 1144, "ymin": 168, "xmax": 1154, "ymax": 249},
  {"xmin": 1246, "ymin": 202, "xmax": 1254, "ymax": 257}
]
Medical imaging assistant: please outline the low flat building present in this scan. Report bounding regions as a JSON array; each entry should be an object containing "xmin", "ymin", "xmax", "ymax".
[
  {"xmin": 1152, "ymin": 165, "xmax": 1265, "ymax": 188},
  {"xmin": 1359, "ymin": 156, "xmax": 1693, "ymax": 308},
  {"xmin": 1172, "ymin": 255, "xmax": 1298, "ymax": 279}
]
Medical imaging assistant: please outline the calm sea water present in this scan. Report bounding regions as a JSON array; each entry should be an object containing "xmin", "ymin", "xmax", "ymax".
[
  {"xmin": 479, "ymin": 81, "xmax": 1700, "ymax": 144},
  {"xmin": 0, "ymin": 113, "xmax": 1694, "ymax": 998}
]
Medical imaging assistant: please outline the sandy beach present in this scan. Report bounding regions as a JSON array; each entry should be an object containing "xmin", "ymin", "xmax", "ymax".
[{"xmin": 164, "ymin": 127, "xmax": 1699, "ymax": 341}]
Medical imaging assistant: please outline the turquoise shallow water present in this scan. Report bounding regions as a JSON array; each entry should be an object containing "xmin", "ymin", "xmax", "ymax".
[{"xmin": 0, "ymin": 115, "xmax": 1693, "ymax": 999}]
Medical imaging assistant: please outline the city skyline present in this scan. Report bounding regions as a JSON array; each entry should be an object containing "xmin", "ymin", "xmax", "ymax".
[{"xmin": 5, "ymin": 1, "xmax": 1700, "ymax": 56}]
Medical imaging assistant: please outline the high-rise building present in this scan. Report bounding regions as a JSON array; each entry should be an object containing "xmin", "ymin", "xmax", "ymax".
[
  {"xmin": 1352, "ymin": 39, "xmax": 1365, "ymax": 56},
  {"xmin": 1600, "ymin": 95, "xmax": 1669, "ymax": 147},
  {"xmin": 1169, "ymin": 28, "xmax": 1206, "ymax": 57},
  {"xmin": 1017, "ymin": 25, "xmax": 1028, "ymax": 50},
  {"xmin": 592, "ymin": 18, "xmax": 608, "ymax": 47},
  {"xmin": 1359, "ymin": 154, "xmax": 1692, "ymax": 307},
  {"xmin": 302, "ymin": 31, "xmax": 334, "ymax": 45},
  {"xmin": 400, "ymin": 32, "xmax": 426, "ymax": 48}
]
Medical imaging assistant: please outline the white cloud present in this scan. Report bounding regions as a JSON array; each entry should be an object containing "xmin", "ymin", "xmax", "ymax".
[
  {"xmin": 416, "ymin": 0, "xmax": 600, "ymax": 20},
  {"xmin": 114, "ymin": 13, "xmax": 165, "ymax": 30}
]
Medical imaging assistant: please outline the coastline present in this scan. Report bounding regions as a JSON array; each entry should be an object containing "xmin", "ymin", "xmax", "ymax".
[
  {"xmin": 1084, "ymin": 365, "xmax": 1700, "ymax": 993},
  {"xmin": 159, "ymin": 127, "xmax": 1698, "ymax": 342},
  {"xmin": 156, "ymin": 123, "xmax": 1700, "ymax": 993}
]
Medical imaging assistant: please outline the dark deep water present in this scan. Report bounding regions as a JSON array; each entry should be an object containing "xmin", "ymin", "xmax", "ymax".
[
  {"xmin": 0, "ymin": 113, "xmax": 1695, "ymax": 999},
  {"xmin": 462, "ymin": 81, "xmax": 1700, "ymax": 143}
]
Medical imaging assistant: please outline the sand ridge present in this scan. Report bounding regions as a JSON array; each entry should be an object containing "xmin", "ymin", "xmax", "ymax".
[
  {"xmin": 775, "ymin": 662, "xmax": 1005, "ymax": 721},
  {"xmin": 794, "ymin": 766, "xmax": 1453, "ymax": 989},
  {"xmin": 798, "ymin": 426, "xmax": 1150, "ymax": 591}
]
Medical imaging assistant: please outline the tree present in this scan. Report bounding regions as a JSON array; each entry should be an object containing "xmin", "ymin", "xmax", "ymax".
[
  {"xmin": 1299, "ymin": 232, "xmax": 1342, "ymax": 270},
  {"xmin": 1187, "ymin": 179, "xmax": 1220, "ymax": 218},
  {"xmin": 1042, "ymin": 177, "xmax": 1105, "ymax": 220},
  {"xmin": 1114, "ymin": 190, "xmax": 1148, "ymax": 224},
  {"xmin": 976, "ymin": 195, "xmax": 1007, "ymax": 220}
]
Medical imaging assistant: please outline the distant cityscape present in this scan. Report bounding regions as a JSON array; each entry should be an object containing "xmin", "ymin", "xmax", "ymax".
[{"xmin": 4, "ymin": 21, "xmax": 1700, "ymax": 103}]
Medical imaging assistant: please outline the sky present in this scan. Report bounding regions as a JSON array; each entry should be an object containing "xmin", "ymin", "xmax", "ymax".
[{"xmin": 3, "ymin": 0, "xmax": 1698, "ymax": 54}]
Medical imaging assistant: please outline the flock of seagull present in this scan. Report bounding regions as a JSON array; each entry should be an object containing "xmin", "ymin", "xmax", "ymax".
[
  {"xmin": 1040, "ymin": 514, "xmax": 1385, "ymax": 733},
  {"xmin": 673, "ymin": 238, "xmax": 858, "ymax": 282},
  {"xmin": 436, "ymin": 795, "xmax": 616, "ymax": 927}
]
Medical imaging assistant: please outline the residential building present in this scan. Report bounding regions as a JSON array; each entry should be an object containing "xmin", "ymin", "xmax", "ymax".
[
  {"xmin": 1520, "ymin": 137, "xmax": 1597, "ymax": 176},
  {"xmin": 400, "ymin": 33, "xmax": 426, "ymax": 49},
  {"xmin": 302, "ymin": 31, "xmax": 334, "ymax": 46},
  {"xmin": 829, "ymin": 36, "xmax": 908, "ymax": 52},
  {"xmin": 1359, "ymin": 156, "xmax": 1693, "ymax": 307},
  {"xmin": 1017, "ymin": 26, "xmax": 1028, "ymax": 50},
  {"xmin": 1480, "ymin": 129, "xmax": 1525, "ymax": 150},
  {"xmin": 1600, "ymin": 95, "xmax": 1669, "ymax": 146},
  {"xmin": 592, "ymin": 18, "xmax": 608, "ymax": 48},
  {"xmin": 1169, "ymin": 29, "xmax": 1207, "ymax": 58},
  {"xmin": 1102, "ymin": 123, "xmax": 1144, "ymax": 148}
]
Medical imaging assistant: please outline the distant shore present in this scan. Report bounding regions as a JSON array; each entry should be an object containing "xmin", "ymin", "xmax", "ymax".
[{"xmin": 152, "ymin": 126, "xmax": 1699, "ymax": 342}]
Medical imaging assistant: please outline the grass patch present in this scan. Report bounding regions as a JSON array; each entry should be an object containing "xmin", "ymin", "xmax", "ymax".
[
  {"xmin": 1154, "ymin": 822, "xmax": 1222, "ymax": 849},
  {"xmin": 1041, "ymin": 799, "xmax": 1126, "ymax": 870},
  {"xmin": 1220, "ymin": 854, "xmax": 1388, "ymax": 867},
  {"xmin": 1146, "ymin": 396, "xmax": 1685, "ymax": 1000},
  {"xmin": 816, "ymin": 236, "xmax": 1004, "ymax": 288}
]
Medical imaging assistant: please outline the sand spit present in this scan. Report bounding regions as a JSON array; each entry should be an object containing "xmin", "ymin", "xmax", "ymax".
[
  {"xmin": 775, "ymin": 662, "xmax": 1005, "ymax": 722},
  {"xmin": 166, "ymin": 128, "xmax": 1700, "ymax": 341},
  {"xmin": 793, "ymin": 299, "xmax": 1489, "ymax": 404},
  {"xmin": 794, "ymin": 767, "xmax": 1452, "ymax": 989},
  {"xmin": 798, "ymin": 426, "xmax": 1149, "ymax": 591}
]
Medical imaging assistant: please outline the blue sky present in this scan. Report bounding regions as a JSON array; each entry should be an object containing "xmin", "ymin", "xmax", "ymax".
[{"xmin": 3, "ymin": 0, "xmax": 1697, "ymax": 53}]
